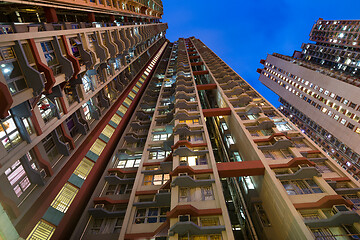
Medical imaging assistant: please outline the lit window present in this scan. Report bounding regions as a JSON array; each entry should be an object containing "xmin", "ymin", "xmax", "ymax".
[
  {"xmin": 50, "ymin": 183, "xmax": 78, "ymax": 213},
  {"xmin": 90, "ymin": 139, "xmax": 106, "ymax": 156},
  {"xmin": 0, "ymin": 47, "xmax": 28, "ymax": 95},
  {"xmin": 340, "ymin": 119, "xmax": 347, "ymax": 125},
  {"xmin": 118, "ymin": 105, "xmax": 127, "ymax": 115},
  {"xmin": 73, "ymin": 158, "xmax": 94, "ymax": 180},
  {"xmin": 101, "ymin": 125, "xmax": 115, "ymax": 139},
  {"xmin": 143, "ymin": 174, "xmax": 169, "ymax": 185},
  {"xmin": 0, "ymin": 113, "xmax": 23, "ymax": 151},
  {"xmin": 110, "ymin": 114, "xmax": 122, "ymax": 125},
  {"xmin": 116, "ymin": 159, "xmax": 141, "ymax": 168},
  {"xmin": 281, "ymin": 179, "xmax": 322, "ymax": 195},
  {"xmin": 27, "ymin": 220, "xmax": 55, "ymax": 240},
  {"xmin": 5, "ymin": 159, "xmax": 31, "ymax": 197},
  {"xmin": 134, "ymin": 207, "xmax": 169, "ymax": 224}
]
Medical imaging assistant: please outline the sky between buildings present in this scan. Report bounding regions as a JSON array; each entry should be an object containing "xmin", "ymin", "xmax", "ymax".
[{"xmin": 162, "ymin": 0, "xmax": 360, "ymax": 107}]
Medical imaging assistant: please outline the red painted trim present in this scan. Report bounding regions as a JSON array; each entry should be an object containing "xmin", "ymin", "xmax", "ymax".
[
  {"xmin": 196, "ymin": 84, "xmax": 217, "ymax": 91},
  {"xmin": 269, "ymin": 157, "xmax": 316, "ymax": 169},
  {"xmin": 124, "ymin": 221, "xmax": 169, "ymax": 240},
  {"xmin": 294, "ymin": 195, "xmax": 354, "ymax": 210},
  {"xmin": 193, "ymin": 70, "xmax": 209, "ymax": 75},
  {"xmin": 170, "ymin": 165, "xmax": 213, "ymax": 177},
  {"xmin": 188, "ymin": 51, "xmax": 197, "ymax": 55},
  {"xmin": 190, "ymin": 62, "xmax": 204, "ymax": 66},
  {"xmin": 189, "ymin": 56, "xmax": 200, "ymax": 60},
  {"xmin": 323, "ymin": 176, "xmax": 351, "ymax": 182},
  {"xmin": 167, "ymin": 205, "xmax": 222, "ymax": 218},
  {"xmin": 33, "ymin": 145, "xmax": 53, "ymax": 176},
  {"xmin": 60, "ymin": 122, "xmax": 75, "ymax": 150},
  {"xmin": 60, "ymin": 35, "xmax": 81, "ymax": 81},
  {"xmin": 28, "ymin": 39, "xmax": 56, "ymax": 94},
  {"xmin": 30, "ymin": 109, "xmax": 42, "ymax": 135},
  {"xmin": 143, "ymin": 162, "xmax": 162, "ymax": 167},
  {"xmin": 160, "ymin": 179, "xmax": 171, "ymax": 189},
  {"xmin": 202, "ymin": 108, "xmax": 231, "ymax": 117},
  {"xmin": 135, "ymin": 190, "xmax": 157, "ymax": 196},
  {"xmin": 93, "ymin": 197, "xmax": 129, "ymax": 205},
  {"xmin": 0, "ymin": 82, "xmax": 13, "ymax": 118},
  {"xmin": 171, "ymin": 140, "xmax": 207, "ymax": 150},
  {"xmin": 58, "ymin": 97, "xmax": 68, "ymax": 114},
  {"xmin": 43, "ymin": 7, "xmax": 58, "ymax": 23},
  {"xmin": 217, "ymin": 161, "xmax": 265, "ymax": 178},
  {"xmin": 108, "ymin": 168, "xmax": 137, "ymax": 174},
  {"xmin": 301, "ymin": 150, "xmax": 321, "ymax": 154},
  {"xmin": 253, "ymin": 133, "xmax": 286, "ymax": 143},
  {"xmin": 260, "ymin": 59, "xmax": 266, "ymax": 65}
]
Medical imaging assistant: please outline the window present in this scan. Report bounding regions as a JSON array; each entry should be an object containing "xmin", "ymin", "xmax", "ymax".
[
  {"xmin": 143, "ymin": 174, "xmax": 170, "ymax": 185},
  {"xmin": 123, "ymin": 97, "xmax": 132, "ymax": 106},
  {"xmin": 106, "ymin": 183, "xmax": 133, "ymax": 195},
  {"xmin": 281, "ymin": 179, "xmax": 323, "ymax": 195},
  {"xmin": 118, "ymin": 105, "xmax": 127, "ymax": 115},
  {"xmin": 274, "ymin": 121, "xmax": 292, "ymax": 131},
  {"xmin": 27, "ymin": 220, "xmax": 55, "ymax": 240},
  {"xmin": 179, "ymin": 119, "xmax": 199, "ymax": 124},
  {"xmin": 37, "ymin": 95, "xmax": 57, "ymax": 124},
  {"xmin": 82, "ymin": 101, "xmax": 93, "ymax": 121},
  {"xmin": 90, "ymin": 139, "xmax": 106, "ymax": 156},
  {"xmin": 233, "ymin": 152, "xmax": 243, "ymax": 162},
  {"xmin": 101, "ymin": 125, "xmax": 115, "ymax": 139},
  {"xmin": 73, "ymin": 158, "xmax": 94, "ymax": 180},
  {"xmin": 254, "ymin": 203, "xmax": 271, "ymax": 227},
  {"xmin": 0, "ymin": 113, "xmax": 23, "ymax": 151},
  {"xmin": 90, "ymin": 217, "xmax": 124, "ymax": 234},
  {"xmin": 110, "ymin": 113, "xmax": 122, "ymax": 125},
  {"xmin": 116, "ymin": 159, "xmax": 141, "ymax": 168},
  {"xmin": 50, "ymin": 183, "xmax": 78, "ymax": 213},
  {"xmin": 225, "ymin": 135, "xmax": 235, "ymax": 147},
  {"xmin": 300, "ymin": 210, "xmax": 322, "ymax": 220},
  {"xmin": 40, "ymin": 42, "xmax": 56, "ymax": 65},
  {"xmin": 134, "ymin": 207, "xmax": 169, "ymax": 224},
  {"xmin": 5, "ymin": 159, "xmax": 31, "ymax": 197},
  {"xmin": 180, "ymin": 235, "xmax": 221, "ymax": 240},
  {"xmin": 179, "ymin": 188, "xmax": 190, "ymax": 202},
  {"xmin": 220, "ymin": 122, "xmax": 228, "ymax": 131},
  {"xmin": 201, "ymin": 186, "xmax": 214, "ymax": 200},
  {"xmin": 0, "ymin": 46, "xmax": 28, "ymax": 95},
  {"xmin": 82, "ymin": 75, "xmax": 92, "ymax": 93},
  {"xmin": 315, "ymin": 162, "xmax": 333, "ymax": 173},
  {"xmin": 180, "ymin": 156, "xmax": 207, "ymax": 166},
  {"xmin": 149, "ymin": 151, "xmax": 171, "ymax": 160},
  {"xmin": 152, "ymin": 133, "xmax": 171, "ymax": 141}
]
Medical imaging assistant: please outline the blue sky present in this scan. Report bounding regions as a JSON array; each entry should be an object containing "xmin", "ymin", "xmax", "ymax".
[{"xmin": 162, "ymin": 0, "xmax": 360, "ymax": 107}]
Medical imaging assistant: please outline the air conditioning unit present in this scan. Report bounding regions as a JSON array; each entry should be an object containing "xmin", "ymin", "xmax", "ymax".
[
  {"xmin": 179, "ymin": 172, "xmax": 188, "ymax": 177},
  {"xmin": 178, "ymin": 215, "xmax": 190, "ymax": 222},
  {"xmin": 40, "ymin": 169, "xmax": 47, "ymax": 178},
  {"xmin": 332, "ymin": 205, "xmax": 350, "ymax": 214},
  {"xmin": 94, "ymin": 204, "xmax": 104, "ymax": 209}
]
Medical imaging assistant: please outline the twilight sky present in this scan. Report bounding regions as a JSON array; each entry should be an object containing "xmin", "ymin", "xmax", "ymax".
[{"xmin": 162, "ymin": 0, "xmax": 360, "ymax": 107}]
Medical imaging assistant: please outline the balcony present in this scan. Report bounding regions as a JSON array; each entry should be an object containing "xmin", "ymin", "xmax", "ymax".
[
  {"xmin": 275, "ymin": 164, "xmax": 322, "ymax": 180},
  {"xmin": 133, "ymin": 190, "xmax": 171, "ymax": 208},
  {"xmin": 304, "ymin": 205, "xmax": 360, "ymax": 228},
  {"xmin": 168, "ymin": 220, "xmax": 225, "ymax": 236},
  {"xmin": 171, "ymin": 174, "xmax": 214, "ymax": 188}
]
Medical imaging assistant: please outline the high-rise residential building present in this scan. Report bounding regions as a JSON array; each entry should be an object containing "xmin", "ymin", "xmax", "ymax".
[
  {"xmin": 258, "ymin": 18, "xmax": 360, "ymax": 181},
  {"xmin": 0, "ymin": 5, "xmax": 360, "ymax": 240}
]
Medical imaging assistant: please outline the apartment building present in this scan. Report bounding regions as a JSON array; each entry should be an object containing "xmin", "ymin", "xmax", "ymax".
[
  {"xmin": 258, "ymin": 19, "xmax": 360, "ymax": 180},
  {"xmin": 0, "ymin": 4, "xmax": 360, "ymax": 240},
  {"xmin": 0, "ymin": 0, "xmax": 167, "ymax": 239}
]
